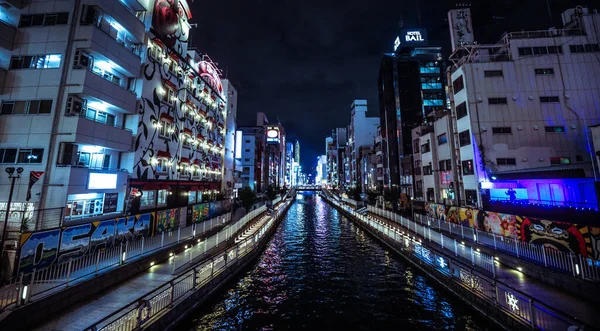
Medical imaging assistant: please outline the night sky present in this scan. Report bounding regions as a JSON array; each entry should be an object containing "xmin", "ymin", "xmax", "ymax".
[{"xmin": 191, "ymin": 0, "xmax": 588, "ymax": 172}]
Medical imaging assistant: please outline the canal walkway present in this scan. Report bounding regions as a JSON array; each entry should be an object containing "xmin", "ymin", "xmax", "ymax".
[
  {"xmin": 31, "ymin": 205, "xmax": 276, "ymax": 331},
  {"xmin": 335, "ymin": 199, "xmax": 599, "ymax": 329}
]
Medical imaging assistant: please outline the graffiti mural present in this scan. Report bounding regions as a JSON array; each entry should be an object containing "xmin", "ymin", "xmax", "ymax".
[
  {"xmin": 18, "ymin": 212, "xmax": 153, "ymax": 274},
  {"xmin": 188, "ymin": 200, "xmax": 232, "ymax": 224},
  {"xmin": 155, "ymin": 207, "xmax": 187, "ymax": 234},
  {"xmin": 447, "ymin": 207, "xmax": 478, "ymax": 228},
  {"xmin": 422, "ymin": 202, "xmax": 600, "ymax": 258},
  {"xmin": 151, "ymin": 0, "xmax": 192, "ymax": 54},
  {"xmin": 519, "ymin": 218, "xmax": 588, "ymax": 256}
]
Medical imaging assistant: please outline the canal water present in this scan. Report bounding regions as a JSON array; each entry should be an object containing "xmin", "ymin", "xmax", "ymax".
[{"xmin": 187, "ymin": 192, "xmax": 496, "ymax": 330}]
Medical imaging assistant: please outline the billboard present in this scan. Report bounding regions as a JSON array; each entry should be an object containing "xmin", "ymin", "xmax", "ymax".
[
  {"xmin": 448, "ymin": 8, "xmax": 474, "ymax": 51},
  {"xmin": 266, "ymin": 127, "xmax": 280, "ymax": 143},
  {"xmin": 151, "ymin": 0, "xmax": 192, "ymax": 55},
  {"xmin": 394, "ymin": 29, "xmax": 428, "ymax": 50}
]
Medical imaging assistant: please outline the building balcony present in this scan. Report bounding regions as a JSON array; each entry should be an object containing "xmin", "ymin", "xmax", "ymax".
[
  {"xmin": 62, "ymin": 115, "xmax": 134, "ymax": 151},
  {"xmin": 87, "ymin": 0, "xmax": 146, "ymax": 44},
  {"xmin": 75, "ymin": 25, "xmax": 141, "ymax": 76},
  {"xmin": 0, "ymin": 19, "xmax": 16, "ymax": 50},
  {"xmin": 69, "ymin": 68, "xmax": 137, "ymax": 114}
]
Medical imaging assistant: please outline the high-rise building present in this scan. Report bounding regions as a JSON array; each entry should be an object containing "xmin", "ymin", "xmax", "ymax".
[
  {"xmin": 378, "ymin": 28, "xmax": 445, "ymax": 196},
  {"xmin": 445, "ymin": 7, "xmax": 600, "ymax": 210},
  {"xmin": 0, "ymin": 0, "xmax": 229, "ymax": 237},
  {"xmin": 410, "ymin": 7, "xmax": 600, "ymax": 213},
  {"xmin": 221, "ymin": 79, "xmax": 238, "ymax": 198},
  {"xmin": 348, "ymin": 100, "xmax": 379, "ymax": 190},
  {"xmin": 294, "ymin": 140, "xmax": 300, "ymax": 164},
  {"xmin": 285, "ymin": 142, "xmax": 294, "ymax": 187},
  {"xmin": 259, "ymin": 112, "xmax": 286, "ymax": 189},
  {"xmin": 239, "ymin": 126, "xmax": 265, "ymax": 191}
]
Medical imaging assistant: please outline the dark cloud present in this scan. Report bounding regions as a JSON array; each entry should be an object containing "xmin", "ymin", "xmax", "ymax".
[{"xmin": 191, "ymin": 0, "xmax": 590, "ymax": 172}]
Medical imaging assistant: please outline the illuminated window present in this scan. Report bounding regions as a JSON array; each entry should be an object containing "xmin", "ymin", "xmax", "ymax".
[
  {"xmin": 462, "ymin": 160, "xmax": 474, "ymax": 175},
  {"xmin": 188, "ymin": 190, "xmax": 197, "ymax": 204},
  {"xmin": 158, "ymin": 120, "xmax": 170, "ymax": 138},
  {"xmin": 156, "ymin": 158, "xmax": 167, "ymax": 172},
  {"xmin": 17, "ymin": 149, "xmax": 44, "ymax": 164},
  {"xmin": 437, "ymin": 133, "xmax": 448, "ymax": 145},
  {"xmin": 545, "ymin": 126, "xmax": 565, "ymax": 133},
  {"xmin": 10, "ymin": 54, "xmax": 61, "ymax": 69},
  {"xmin": 550, "ymin": 157, "xmax": 570, "ymax": 165},
  {"xmin": 157, "ymin": 189, "xmax": 168, "ymax": 205},
  {"xmin": 140, "ymin": 190, "xmax": 156, "ymax": 209}
]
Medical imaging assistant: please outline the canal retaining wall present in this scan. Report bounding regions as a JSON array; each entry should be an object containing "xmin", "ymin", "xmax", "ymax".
[
  {"xmin": 321, "ymin": 193, "xmax": 567, "ymax": 331},
  {"xmin": 143, "ymin": 196, "xmax": 294, "ymax": 331}
]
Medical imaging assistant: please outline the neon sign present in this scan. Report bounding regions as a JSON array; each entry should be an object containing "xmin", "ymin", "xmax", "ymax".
[
  {"xmin": 199, "ymin": 60, "xmax": 223, "ymax": 96},
  {"xmin": 394, "ymin": 36, "xmax": 401, "ymax": 51},
  {"xmin": 405, "ymin": 30, "xmax": 425, "ymax": 42}
]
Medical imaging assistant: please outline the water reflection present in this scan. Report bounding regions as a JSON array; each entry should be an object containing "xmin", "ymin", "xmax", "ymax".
[{"xmin": 189, "ymin": 193, "xmax": 493, "ymax": 330}]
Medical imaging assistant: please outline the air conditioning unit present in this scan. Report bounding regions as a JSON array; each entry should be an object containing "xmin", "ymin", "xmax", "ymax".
[
  {"xmin": 74, "ymin": 50, "xmax": 92, "ymax": 69},
  {"xmin": 66, "ymin": 95, "xmax": 85, "ymax": 116}
]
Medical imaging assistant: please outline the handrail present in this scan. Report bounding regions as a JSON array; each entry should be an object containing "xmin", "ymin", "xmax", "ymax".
[
  {"xmin": 83, "ymin": 200, "xmax": 290, "ymax": 331},
  {"xmin": 322, "ymin": 192, "xmax": 591, "ymax": 330}
]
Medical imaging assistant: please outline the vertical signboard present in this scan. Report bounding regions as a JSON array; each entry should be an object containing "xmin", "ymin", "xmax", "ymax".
[{"xmin": 448, "ymin": 8, "xmax": 474, "ymax": 51}]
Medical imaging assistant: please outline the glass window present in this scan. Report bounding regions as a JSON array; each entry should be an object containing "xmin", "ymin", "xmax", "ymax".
[
  {"xmin": 452, "ymin": 75, "xmax": 464, "ymax": 93},
  {"xmin": 497, "ymin": 158, "xmax": 517, "ymax": 165},
  {"xmin": 465, "ymin": 190, "xmax": 477, "ymax": 205},
  {"xmin": 540, "ymin": 96, "xmax": 560, "ymax": 103},
  {"xmin": 421, "ymin": 142, "xmax": 431, "ymax": 153},
  {"xmin": 44, "ymin": 14, "xmax": 58, "ymax": 26},
  {"xmin": 28, "ymin": 100, "xmax": 41, "ymax": 114},
  {"xmin": 492, "ymin": 127, "xmax": 512, "ymax": 134},
  {"xmin": 157, "ymin": 189, "xmax": 168, "ymax": 205},
  {"xmin": 43, "ymin": 54, "xmax": 62, "ymax": 68},
  {"xmin": 0, "ymin": 149, "xmax": 18, "ymax": 163},
  {"xmin": 413, "ymin": 139, "xmax": 420, "ymax": 153},
  {"xmin": 159, "ymin": 120, "xmax": 170, "ymax": 137},
  {"xmin": 38, "ymin": 100, "xmax": 52, "ymax": 114},
  {"xmin": 545, "ymin": 126, "xmax": 565, "ymax": 133},
  {"xmin": 550, "ymin": 157, "xmax": 570, "ymax": 165},
  {"xmin": 459, "ymin": 130, "xmax": 471, "ymax": 147},
  {"xmin": 518, "ymin": 47, "xmax": 533, "ymax": 56},
  {"xmin": 17, "ymin": 148, "xmax": 44, "ymax": 163},
  {"xmin": 535, "ymin": 68, "xmax": 554, "ymax": 75},
  {"xmin": 488, "ymin": 97, "xmax": 508, "ymax": 104},
  {"xmin": 188, "ymin": 190, "xmax": 197, "ymax": 204},
  {"xmin": 462, "ymin": 160, "xmax": 474, "ymax": 175},
  {"xmin": 19, "ymin": 15, "xmax": 33, "ymax": 27},
  {"xmin": 156, "ymin": 158, "xmax": 167, "ymax": 172},
  {"xmin": 437, "ymin": 133, "xmax": 447, "ymax": 145},
  {"xmin": 32, "ymin": 14, "xmax": 44, "ymax": 26},
  {"xmin": 484, "ymin": 70, "xmax": 503, "ymax": 77},
  {"xmin": 102, "ymin": 155, "xmax": 111, "ymax": 169},
  {"xmin": 140, "ymin": 190, "xmax": 156, "ymax": 208},
  {"xmin": 456, "ymin": 101, "xmax": 467, "ymax": 119},
  {"xmin": 56, "ymin": 12, "xmax": 69, "ymax": 25},
  {"xmin": 423, "ymin": 165, "xmax": 432, "ymax": 175}
]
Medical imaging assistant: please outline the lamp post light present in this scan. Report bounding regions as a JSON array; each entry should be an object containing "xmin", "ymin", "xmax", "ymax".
[
  {"xmin": 410, "ymin": 196, "xmax": 415, "ymax": 221},
  {"xmin": 1, "ymin": 167, "xmax": 24, "ymax": 271}
]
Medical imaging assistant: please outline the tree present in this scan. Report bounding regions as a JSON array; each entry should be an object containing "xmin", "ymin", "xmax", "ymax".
[
  {"xmin": 239, "ymin": 186, "xmax": 256, "ymax": 211},
  {"xmin": 266, "ymin": 184, "xmax": 277, "ymax": 201}
]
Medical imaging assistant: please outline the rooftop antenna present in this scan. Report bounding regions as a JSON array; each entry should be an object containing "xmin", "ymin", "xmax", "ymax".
[{"xmin": 415, "ymin": 0, "xmax": 421, "ymax": 25}]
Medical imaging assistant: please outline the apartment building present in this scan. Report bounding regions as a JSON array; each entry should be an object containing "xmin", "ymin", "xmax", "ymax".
[{"xmin": 0, "ymin": 0, "xmax": 228, "ymax": 237}]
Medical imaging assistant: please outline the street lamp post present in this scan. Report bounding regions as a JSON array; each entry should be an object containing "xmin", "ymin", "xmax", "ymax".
[
  {"xmin": 1, "ymin": 167, "xmax": 24, "ymax": 272},
  {"xmin": 410, "ymin": 196, "xmax": 414, "ymax": 221}
]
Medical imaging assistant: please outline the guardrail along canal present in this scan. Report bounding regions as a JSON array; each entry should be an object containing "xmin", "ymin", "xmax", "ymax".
[{"xmin": 186, "ymin": 193, "xmax": 496, "ymax": 330}]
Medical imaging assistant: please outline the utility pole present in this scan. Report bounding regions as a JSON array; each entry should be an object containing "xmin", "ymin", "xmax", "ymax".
[{"xmin": 1, "ymin": 167, "xmax": 24, "ymax": 280}]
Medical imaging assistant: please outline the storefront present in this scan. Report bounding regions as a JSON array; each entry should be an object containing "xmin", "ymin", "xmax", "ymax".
[{"xmin": 65, "ymin": 192, "xmax": 120, "ymax": 219}]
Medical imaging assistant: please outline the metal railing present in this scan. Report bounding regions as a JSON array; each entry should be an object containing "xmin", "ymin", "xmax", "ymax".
[
  {"xmin": 83, "ymin": 200, "xmax": 290, "ymax": 331},
  {"xmin": 0, "ymin": 212, "xmax": 236, "ymax": 312},
  {"xmin": 324, "ymin": 194, "xmax": 589, "ymax": 330},
  {"xmin": 407, "ymin": 213, "xmax": 600, "ymax": 282}
]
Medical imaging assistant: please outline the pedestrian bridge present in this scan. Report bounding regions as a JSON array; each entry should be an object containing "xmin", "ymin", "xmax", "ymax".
[{"xmin": 295, "ymin": 185, "xmax": 321, "ymax": 191}]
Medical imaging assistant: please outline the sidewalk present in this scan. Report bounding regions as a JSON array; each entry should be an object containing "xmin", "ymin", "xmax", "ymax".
[
  {"xmin": 366, "ymin": 209, "xmax": 599, "ymax": 329},
  {"xmin": 32, "ymin": 207, "xmax": 267, "ymax": 331}
]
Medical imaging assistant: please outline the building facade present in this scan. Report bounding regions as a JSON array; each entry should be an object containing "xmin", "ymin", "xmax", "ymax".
[
  {"xmin": 378, "ymin": 30, "xmax": 445, "ymax": 196},
  {"xmin": 348, "ymin": 99, "xmax": 379, "ymax": 190},
  {"xmin": 221, "ymin": 79, "xmax": 238, "ymax": 198}
]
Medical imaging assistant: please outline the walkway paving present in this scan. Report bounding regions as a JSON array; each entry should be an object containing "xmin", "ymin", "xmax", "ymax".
[
  {"xmin": 364, "ymin": 208, "xmax": 600, "ymax": 329},
  {"xmin": 33, "ymin": 207, "xmax": 268, "ymax": 331}
]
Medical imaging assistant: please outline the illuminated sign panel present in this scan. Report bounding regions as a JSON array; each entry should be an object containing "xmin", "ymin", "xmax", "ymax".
[
  {"xmin": 235, "ymin": 130, "xmax": 242, "ymax": 159},
  {"xmin": 88, "ymin": 173, "xmax": 117, "ymax": 190},
  {"xmin": 266, "ymin": 127, "xmax": 280, "ymax": 143},
  {"xmin": 394, "ymin": 29, "xmax": 428, "ymax": 50}
]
